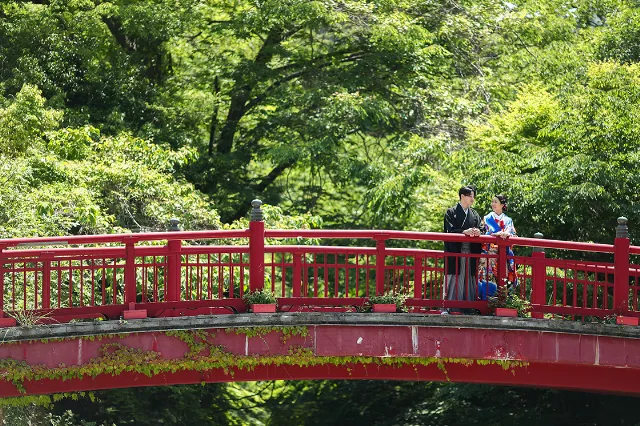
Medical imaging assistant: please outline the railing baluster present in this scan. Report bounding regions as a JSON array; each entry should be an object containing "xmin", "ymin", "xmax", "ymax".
[
  {"xmin": 228, "ymin": 252, "xmax": 233, "ymax": 299},
  {"xmin": 41, "ymin": 252, "xmax": 52, "ymax": 310},
  {"xmin": 345, "ymin": 253, "xmax": 350, "ymax": 297},
  {"xmin": 292, "ymin": 252, "xmax": 302, "ymax": 297},
  {"xmin": 90, "ymin": 259, "xmax": 95, "ymax": 306},
  {"xmin": 303, "ymin": 254, "xmax": 309, "ymax": 297},
  {"xmin": 355, "ymin": 254, "xmax": 360, "ymax": 297},
  {"xmin": 323, "ymin": 255, "xmax": 329, "ymax": 298},
  {"xmin": 414, "ymin": 254, "xmax": 423, "ymax": 299}
]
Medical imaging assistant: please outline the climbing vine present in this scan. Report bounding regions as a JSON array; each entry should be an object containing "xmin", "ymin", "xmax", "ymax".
[
  {"xmin": 0, "ymin": 391, "xmax": 96, "ymax": 408},
  {"xmin": 0, "ymin": 328, "xmax": 528, "ymax": 396},
  {"xmin": 225, "ymin": 326, "xmax": 309, "ymax": 343}
]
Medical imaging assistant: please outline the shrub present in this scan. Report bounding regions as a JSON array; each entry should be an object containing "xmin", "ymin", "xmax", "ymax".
[
  {"xmin": 242, "ymin": 289, "xmax": 277, "ymax": 306},
  {"xmin": 367, "ymin": 293, "xmax": 408, "ymax": 313}
]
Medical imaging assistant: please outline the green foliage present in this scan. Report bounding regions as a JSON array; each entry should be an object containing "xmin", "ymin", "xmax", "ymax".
[
  {"xmin": 0, "ymin": 0, "xmax": 513, "ymax": 223},
  {"xmin": 45, "ymin": 126, "xmax": 98, "ymax": 161},
  {"xmin": 7, "ymin": 310, "xmax": 53, "ymax": 328},
  {"xmin": 0, "ymin": 85, "xmax": 62, "ymax": 155},
  {"xmin": 367, "ymin": 293, "xmax": 408, "ymax": 313},
  {"xmin": 227, "ymin": 204, "xmax": 322, "ymax": 233},
  {"xmin": 0, "ymin": 87, "xmax": 220, "ymax": 237},
  {"xmin": 464, "ymin": 62, "xmax": 640, "ymax": 244},
  {"xmin": 242, "ymin": 289, "xmax": 277, "ymax": 306},
  {"xmin": 51, "ymin": 386, "xmax": 246, "ymax": 426},
  {"xmin": 488, "ymin": 286, "xmax": 532, "ymax": 318},
  {"xmin": 596, "ymin": 6, "xmax": 640, "ymax": 63}
]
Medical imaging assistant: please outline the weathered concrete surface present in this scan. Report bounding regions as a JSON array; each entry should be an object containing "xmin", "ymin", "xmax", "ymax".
[{"xmin": 2, "ymin": 313, "xmax": 639, "ymax": 342}]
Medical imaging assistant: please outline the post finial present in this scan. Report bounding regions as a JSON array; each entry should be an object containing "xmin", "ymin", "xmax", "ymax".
[
  {"xmin": 616, "ymin": 217, "xmax": 629, "ymax": 239},
  {"xmin": 533, "ymin": 232, "xmax": 544, "ymax": 253},
  {"xmin": 251, "ymin": 199, "xmax": 264, "ymax": 222},
  {"xmin": 169, "ymin": 218, "xmax": 181, "ymax": 232}
]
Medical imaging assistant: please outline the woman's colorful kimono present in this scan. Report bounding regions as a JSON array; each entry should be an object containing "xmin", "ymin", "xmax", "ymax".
[{"xmin": 477, "ymin": 212, "xmax": 517, "ymax": 300}]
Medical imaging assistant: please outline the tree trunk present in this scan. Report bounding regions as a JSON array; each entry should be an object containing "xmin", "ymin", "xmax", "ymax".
[
  {"xmin": 208, "ymin": 76, "xmax": 221, "ymax": 155},
  {"xmin": 216, "ymin": 29, "xmax": 283, "ymax": 154}
]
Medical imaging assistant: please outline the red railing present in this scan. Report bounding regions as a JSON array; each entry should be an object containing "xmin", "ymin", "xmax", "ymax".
[{"xmin": 0, "ymin": 201, "xmax": 636, "ymax": 323}]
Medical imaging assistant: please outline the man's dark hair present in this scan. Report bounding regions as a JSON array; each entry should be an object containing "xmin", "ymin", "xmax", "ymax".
[{"xmin": 458, "ymin": 185, "xmax": 476, "ymax": 199}]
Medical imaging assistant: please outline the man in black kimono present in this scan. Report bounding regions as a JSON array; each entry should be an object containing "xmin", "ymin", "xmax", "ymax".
[{"xmin": 443, "ymin": 186, "xmax": 482, "ymax": 310}]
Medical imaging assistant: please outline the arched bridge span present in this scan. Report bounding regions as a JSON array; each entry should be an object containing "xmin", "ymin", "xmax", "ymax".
[{"xmin": 2, "ymin": 313, "xmax": 640, "ymax": 397}]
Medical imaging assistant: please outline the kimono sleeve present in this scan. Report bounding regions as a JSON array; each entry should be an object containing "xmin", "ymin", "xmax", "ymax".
[
  {"xmin": 444, "ymin": 208, "xmax": 462, "ymax": 233},
  {"xmin": 505, "ymin": 217, "xmax": 517, "ymax": 236}
]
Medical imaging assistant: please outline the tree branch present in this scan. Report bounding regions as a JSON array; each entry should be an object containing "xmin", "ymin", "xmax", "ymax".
[
  {"xmin": 244, "ymin": 52, "xmax": 368, "ymax": 113},
  {"xmin": 269, "ymin": 49, "xmax": 365, "ymax": 74},
  {"xmin": 102, "ymin": 16, "xmax": 138, "ymax": 54},
  {"xmin": 253, "ymin": 158, "xmax": 297, "ymax": 194},
  {"xmin": 226, "ymin": 158, "xmax": 297, "ymax": 223}
]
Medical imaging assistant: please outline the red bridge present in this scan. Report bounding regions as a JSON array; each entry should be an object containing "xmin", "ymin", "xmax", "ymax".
[{"xmin": 0, "ymin": 200, "xmax": 638, "ymax": 397}]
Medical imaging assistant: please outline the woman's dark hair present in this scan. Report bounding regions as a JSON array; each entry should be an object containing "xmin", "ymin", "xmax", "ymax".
[{"xmin": 495, "ymin": 194, "xmax": 508, "ymax": 212}]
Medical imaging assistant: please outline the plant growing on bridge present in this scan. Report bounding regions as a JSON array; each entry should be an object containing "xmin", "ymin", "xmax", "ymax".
[
  {"xmin": 7, "ymin": 310, "xmax": 54, "ymax": 328},
  {"xmin": 367, "ymin": 293, "xmax": 408, "ymax": 313},
  {"xmin": 488, "ymin": 286, "xmax": 531, "ymax": 318},
  {"xmin": 242, "ymin": 289, "xmax": 277, "ymax": 306}
]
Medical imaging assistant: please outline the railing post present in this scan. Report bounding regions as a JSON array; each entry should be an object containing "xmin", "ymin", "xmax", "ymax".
[
  {"xmin": 496, "ymin": 238, "xmax": 507, "ymax": 292},
  {"xmin": 531, "ymin": 233, "xmax": 546, "ymax": 319},
  {"xmin": 292, "ymin": 253, "xmax": 302, "ymax": 297},
  {"xmin": 413, "ymin": 254, "xmax": 424, "ymax": 299},
  {"xmin": 375, "ymin": 235, "xmax": 388, "ymax": 296},
  {"xmin": 124, "ymin": 241, "xmax": 137, "ymax": 305},
  {"xmin": 166, "ymin": 218, "xmax": 182, "ymax": 302},
  {"xmin": 249, "ymin": 200, "xmax": 265, "ymax": 292},
  {"xmin": 0, "ymin": 245, "xmax": 6, "ymax": 317},
  {"xmin": 614, "ymin": 217, "xmax": 630, "ymax": 314},
  {"xmin": 41, "ymin": 252, "xmax": 52, "ymax": 310}
]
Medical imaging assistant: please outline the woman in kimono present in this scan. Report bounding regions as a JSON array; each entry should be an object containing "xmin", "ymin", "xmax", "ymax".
[{"xmin": 477, "ymin": 195, "xmax": 517, "ymax": 300}]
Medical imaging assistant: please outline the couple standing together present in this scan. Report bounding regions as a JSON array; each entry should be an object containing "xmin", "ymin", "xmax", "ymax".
[{"xmin": 443, "ymin": 186, "xmax": 517, "ymax": 305}]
